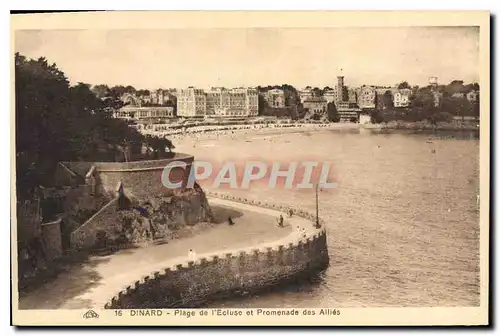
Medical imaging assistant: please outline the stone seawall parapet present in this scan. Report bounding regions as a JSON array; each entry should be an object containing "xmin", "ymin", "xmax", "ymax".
[{"xmin": 104, "ymin": 191, "xmax": 329, "ymax": 309}]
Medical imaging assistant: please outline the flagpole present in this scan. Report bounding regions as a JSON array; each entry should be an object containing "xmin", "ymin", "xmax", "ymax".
[{"xmin": 315, "ymin": 183, "xmax": 320, "ymax": 228}]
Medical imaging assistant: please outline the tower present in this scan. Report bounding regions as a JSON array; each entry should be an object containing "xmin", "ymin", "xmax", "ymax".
[{"xmin": 336, "ymin": 76, "xmax": 345, "ymax": 103}]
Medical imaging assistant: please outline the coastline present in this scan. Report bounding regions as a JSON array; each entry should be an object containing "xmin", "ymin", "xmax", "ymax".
[
  {"xmin": 362, "ymin": 120, "xmax": 480, "ymax": 132},
  {"xmin": 140, "ymin": 119, "xmax": 480, "ymax": 143}
]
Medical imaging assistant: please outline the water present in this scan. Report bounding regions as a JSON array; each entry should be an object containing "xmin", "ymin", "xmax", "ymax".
[{"xmin": 183, "ymin": 128, "xmax": 480, "ymax": 308}]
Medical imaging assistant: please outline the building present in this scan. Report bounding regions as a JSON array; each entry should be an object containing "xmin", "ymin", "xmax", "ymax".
[
  {"xmin": 393, "ymin": 88, "xmax": 412, "ymax": 108},
  {"xmin": 139, "ymin": 94, "xmax": 151, "ymax": 105},
  {"xmin": 357, "ymin": 86, "xmax": 376, "ymax": 109},
  {"xmin": 177, "ymin": 87, "xmax": 207, "ymax": 117},
  {"xmin": 206, "ymin": 87, "xmax": 258, "ymax": 117},
  {"xmin": 467, "ymin": 90, "xmax": 480, "ymax": 103},
  {"xmin": 337, "ymin": 102, "xmax": 361, "ymax": 123},
  {"xmin": 245, "ymin": 88, "xmax": 259, "ymax": 116},
  {"xmin": 299, "ymin": 88, "xmax": 314, "ymax": 103},
  {"xmin": 150, "ymin": 90, "xmax": 163, "ymax": 105},
  {"xmin": 452, "ymin": 92, "xmax": 466, "ymax": 99},
  {"xmin": 121, "ymin": 94, "xmax": 143, "ymax": 107},
  {"xmin": 323, "ymin": 89, "xmax": 337, "ymax": 104},
  {"xmin": 347, "ymin": 88, "xmax": 357, "ymax": 104},
  {"xmin": 114, "ymin": 106, "xmax": 175, "ymax": 121},
  {"xmin": 335, "ymin": 76, "xmax": 346, "ymax": 103},
  {"xmin": 264, "ymin": 88, "xmax": 286, "ymax": 108},
  {"xmin": 229, "ymin": 87, "xmax": 247, "ymax": 115},
  {"xmin": 303, "ymin": 96, "xmax": 327, "ymax": 114}
]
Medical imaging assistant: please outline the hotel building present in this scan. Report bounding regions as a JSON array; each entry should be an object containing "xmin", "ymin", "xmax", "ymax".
[
  {"xmin": 206, "ymin": 87, "xmax": 258, "ymax": 117},
  {"xmin": 176, "ymin": 87, "xmax": 207, "ymax": 117}
]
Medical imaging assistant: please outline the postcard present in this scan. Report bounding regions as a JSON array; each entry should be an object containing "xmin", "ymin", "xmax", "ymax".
[{"xmin": 11, "ymin": 10, "xmax": 490, "ymax": 326}]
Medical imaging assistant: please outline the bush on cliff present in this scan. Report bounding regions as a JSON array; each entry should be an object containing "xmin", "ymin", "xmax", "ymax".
[{"xmin": 14, "ymin": 53, "xmax": 175, "ymax": 200}]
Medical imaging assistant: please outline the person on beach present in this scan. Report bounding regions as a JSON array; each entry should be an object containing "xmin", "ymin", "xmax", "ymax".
[
  {"xmin": 296, "ymin": 225, "xmax": 301, "ymax": 234},
  {"xmin": 228, "ymin": 216, "xmax": 234, "ymax": 226},
  {"xmin": 288, "ymin": 209, "xmax": 293, "ymax": 217},
  {"xmin": 301, "ymin": 228, "xmax": 307, "ymax": 238}
]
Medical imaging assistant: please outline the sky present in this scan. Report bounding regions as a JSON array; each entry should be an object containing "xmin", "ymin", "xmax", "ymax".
[{"xmin": 14, "ymin": 27, "xmax": 479, "ymax": 90}]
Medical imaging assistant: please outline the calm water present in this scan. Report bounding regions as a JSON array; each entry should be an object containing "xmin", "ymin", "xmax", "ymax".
[{"xmin": 184, "ymin": 128, "xmax": 480, "ymax": 308}]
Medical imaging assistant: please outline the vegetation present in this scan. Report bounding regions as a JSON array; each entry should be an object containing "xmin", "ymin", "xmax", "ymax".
[
  {"xmin": 15, "ymin": 53, "xmax": 173, "ymax": 200},
  {"xmin": 371, "ymin": 80, "xmax": 480, "ymax": 124}
]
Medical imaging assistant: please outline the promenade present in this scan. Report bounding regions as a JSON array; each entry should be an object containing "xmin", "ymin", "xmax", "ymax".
[{"xmin": 18, "ymin": 197, "xmax": 315, "ymax": 310}]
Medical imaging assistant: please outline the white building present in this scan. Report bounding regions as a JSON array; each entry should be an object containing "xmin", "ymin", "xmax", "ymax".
[
  {"xmin": 114, "ymin": 106, "xmax": 175, "ymax": 120},
  {"xmin": 393, "ymin": 88, "xmax": 412, "ymax": 108},
  {"xmin": 177, "ymin": 87, "xmax": 207, "ymax": 117},
  {"xmin": 206, "ymin": 87, "xmax": 258, "ymax": 117},
  {"xmin": 323, "ymin": 89, "xmax": 337, "ymax": 104},
  {"xmin": 299, "ymin": 88, "xmax": 314, "ymax": 103}
]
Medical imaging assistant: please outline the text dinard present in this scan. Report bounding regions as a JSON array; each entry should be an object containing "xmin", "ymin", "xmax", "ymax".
[{"xmin": 126, "ymin": 309, "xmax": 340, "ymax": 318}]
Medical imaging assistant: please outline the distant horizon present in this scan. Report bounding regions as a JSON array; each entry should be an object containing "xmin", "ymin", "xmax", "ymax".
[{"xmin": 15, "ymin": 27, "xmax": 479, "ymax": 90}]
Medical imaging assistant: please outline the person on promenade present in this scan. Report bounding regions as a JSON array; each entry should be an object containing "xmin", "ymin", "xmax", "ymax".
[
  {"xmin": 288, "ymin": 208, "xmax": 293, "ymax": 217},
  {"xmin": 301, "ymin": 228, "xmax": 307, "ymax": 238},
  {"xmin": 277, "ymin": 214, "xmax": 284, "ymax": 228},
  {"xmin": 296, "ymin": 225, "xmax": 301, "ymax": 235},
  {"xmin": 188, "ymin": 249, "xmax": 196, "ymax": 262},
  {"xmin": 228, "ymin": 216, "xmax": 234, "ymax": 226}
]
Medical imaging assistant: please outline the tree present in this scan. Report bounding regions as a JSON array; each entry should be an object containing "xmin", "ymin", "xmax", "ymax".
[
  {"xmin": 397, "ymin": 81, "xmax": 410, "ymax": 90},
  {"xmin": 124, "ymin": 85, "xmax": 136, "ymax": 94},
  {"xmin": 312, "ymin": 87, "xmax": 322, "ymax": 97},
  {"xmin": 144, "ymin": 135, "xmax": 175, "ymax": 159},
  {"xmin": 91, "ymin": 84, "xmax": 110, "ymax": 99},
  {"xmin": 444, "ymin": 80, "xmax": 466, "ymax": 96},
  {"xmin": 410, "ymin": 87, "xmax": 437, "ymax": 124},
  {"xmin": 258, "ymin": 94, "xmax": 268, "ymax": 114},
  {"xmin": 376, "ymin": 90, "xmax": 393, "ymax": 111},
  {"xmin": 15, "ymin": 53, "xmax": 163, "ymax": 199},
  {"xmin": 326, "ymin": 102, "xmax": 339, "ymax": 122},
  {"xmin": 136, "ymin": 89, "xmax": 151, "ymax": 96}
]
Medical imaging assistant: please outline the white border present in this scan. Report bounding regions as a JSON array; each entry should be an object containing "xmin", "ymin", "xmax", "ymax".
[{"xmin": 4, "ymin": 1, "xmax": 497, "ymax": 335}]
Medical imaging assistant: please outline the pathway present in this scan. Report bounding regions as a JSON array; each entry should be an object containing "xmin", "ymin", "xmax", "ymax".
[{"xmin": 18, "ymin": 197, "xmax": 315, "ymax": 310}]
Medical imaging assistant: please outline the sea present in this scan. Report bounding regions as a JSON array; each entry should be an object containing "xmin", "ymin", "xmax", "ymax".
[{"xmin": 183, "ymin": 128, "xmax": 481, "ymax": 308}]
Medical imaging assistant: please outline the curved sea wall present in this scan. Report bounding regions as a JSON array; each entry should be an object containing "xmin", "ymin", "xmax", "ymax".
[{"xmin": 105, "ymin": 191, "xmax": 329, "ymax": 309}]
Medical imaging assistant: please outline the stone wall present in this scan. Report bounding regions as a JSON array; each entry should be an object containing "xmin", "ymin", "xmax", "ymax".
[
  {"xmin": 70, "ymin": 197, "xmax": 120, "ymax": 250},
  {"xmin": 40, "ymin": 218, "xmax": 63, "ymax": 262},
  {"xmin": 105, "ymin": 192, "xmax": 329, "ymax": 309},
  {"xmin": 60, "ymin": 161, "xmax": 93, "ymax": 179},
  {"xmin": 63, "ymin": 155, "xmax": 194, "ymax": 201},
  {"xmin": 17, "ymin": 200, "xmax": 42, "ymax": 243}
]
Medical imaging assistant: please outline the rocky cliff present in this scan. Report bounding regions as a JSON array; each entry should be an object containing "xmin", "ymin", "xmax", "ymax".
[{"xmin": 92, "ymin": 182, "xmax": 214, "ymax": 249}]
